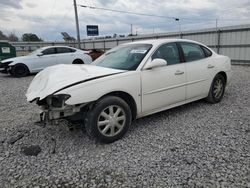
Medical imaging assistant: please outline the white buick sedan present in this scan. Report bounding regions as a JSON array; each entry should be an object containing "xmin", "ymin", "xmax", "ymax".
[
  {"xmin": 26, "ymin": 39, "xmax": 232, "ymax": 143},
  {"xmin": 0, "ymin": 46, "xmax": 92, "ymax": 77}
]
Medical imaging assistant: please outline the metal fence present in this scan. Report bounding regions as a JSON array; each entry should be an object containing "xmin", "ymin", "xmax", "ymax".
[{"xmin": 11, "ymin": 24, "xmax": 250, "ymax": 64}]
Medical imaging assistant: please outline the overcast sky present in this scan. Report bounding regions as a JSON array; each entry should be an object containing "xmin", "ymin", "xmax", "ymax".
[{"xmin": 0, "ymin": 0, "xmax": 250, "ymax": 41}]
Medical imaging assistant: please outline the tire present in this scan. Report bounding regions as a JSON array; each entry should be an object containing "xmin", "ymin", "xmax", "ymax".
[
  {"xmin": 11, "ymin": 64, "xmax": 29, "ymax": 77},
  {"xmin": 206, "ymin": 74, "xmax": 226, "ymax": 103},
  {"xmin": 84, "ymin": 96, "xmax": 132, "ymax": 143},
  {"xmin": 72, "ymin": 59, "xmax": 84, "ymax": 64}
]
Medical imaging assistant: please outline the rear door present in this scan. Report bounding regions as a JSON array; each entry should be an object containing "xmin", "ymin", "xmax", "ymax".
[
  {"xmin": 178, "ymin": 42, "xmax": 214, "ymax": 99},
  {"xmin": 55, "ymin": 47, "xmax": 76, "ymax": 64}
]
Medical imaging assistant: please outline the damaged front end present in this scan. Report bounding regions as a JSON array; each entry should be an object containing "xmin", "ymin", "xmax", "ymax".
[
  {"xmin": 37, "ymin": 94, "xmax": 86, "ymax": 124},
  {"xmin": 0, "ymin": 61, "xmax": 12, "ymax": 74}
]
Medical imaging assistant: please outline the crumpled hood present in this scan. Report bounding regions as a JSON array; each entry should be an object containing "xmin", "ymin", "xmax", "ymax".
[{"xmin": 26, "ymin": 64, "xmax": 125, "ymax": 102}]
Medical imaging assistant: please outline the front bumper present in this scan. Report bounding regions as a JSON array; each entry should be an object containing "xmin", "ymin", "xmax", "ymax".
[
  {"xmin": 39, "ymin": 103, "xmax": 86, "ymax": 123},
  {"xmin": 0, "ymin": 63, "xmax": 11, "ymax": 74},
  {"xmin": 0, "ymin": 68, "xmax": 9, "ymax": 74},
  {"xmin": 40, "ymin": 108, "xmax": 76, "ymax": 121}
]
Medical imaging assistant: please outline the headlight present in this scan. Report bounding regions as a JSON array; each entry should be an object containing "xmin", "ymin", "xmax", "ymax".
[
  {"xmin": 51, "ymin": 94, "xmax": 71, "ymax": 108},
  {"xmin": 1, "ymin": 61, "xmax": 13, "ymax": 65}
]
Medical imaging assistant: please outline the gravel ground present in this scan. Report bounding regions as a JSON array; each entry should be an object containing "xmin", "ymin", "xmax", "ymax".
[{"xmin": 0, "ymin": 66, "xmax": 249, "ymax": 188}]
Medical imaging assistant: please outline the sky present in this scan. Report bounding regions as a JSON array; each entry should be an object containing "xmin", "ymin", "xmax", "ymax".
[{"xmin": 0, "ymin": 0, "xmax": 250, "ymax": 41}]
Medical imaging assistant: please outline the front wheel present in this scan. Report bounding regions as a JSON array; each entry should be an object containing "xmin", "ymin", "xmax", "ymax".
[
  {"xmin": 11, "ymin": 64, "xmax": 29, "ymax": 77},
  {"xmin": 84, "ymin": 96, "xmax": 132, "ymax": 143},
  {"xmin": 206, "ymin": 74, "xmax": 226, "ymax": 103}
]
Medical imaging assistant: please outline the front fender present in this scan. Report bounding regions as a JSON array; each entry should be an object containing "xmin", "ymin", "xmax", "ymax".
[
  {"xmin": 9, "ymin": 61, "xmax": 18, "ymax": 67},
  {"xmin": 56, "ymin": 71, "xmax": 142, "ymax": 113}
]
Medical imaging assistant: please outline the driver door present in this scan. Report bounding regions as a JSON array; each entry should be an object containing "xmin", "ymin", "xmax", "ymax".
[
  {"xmin": 141, "ymin": 43, "xmax": 186, "ymax": 113},
  {"xmin": 32, "ymin": 47, "xmax": 57, "ymax": 72}
]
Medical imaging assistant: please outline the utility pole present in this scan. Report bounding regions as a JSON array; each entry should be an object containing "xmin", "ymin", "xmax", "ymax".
[
  {"xmin": 73, "ymin": 0, "xmax": 81, "ymax": 49},
  {"xmin": 175, "ymin": 18, "xmax": 181, "ymax": 38},
  {"xmin": 131, "ymin": 24, "xmax": 133, "ymax": 36},
  {"xmin": 216, "ymin": 18, "xmax": 218, "ymax": 31}
]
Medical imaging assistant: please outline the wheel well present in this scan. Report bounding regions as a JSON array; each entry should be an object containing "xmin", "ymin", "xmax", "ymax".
[
  {"xmin": 11, "ymin": 63, "xmax": 30, "ymax": 72},
  {"xmin": 101, "ymin": 91, "xmax": 137, "ymax": 120},
  {"xmin": 72, "ymin": 59, "xmax": 84, "ymax": 64},
  {"xmin": 217, "ymin": 71, "xmax": 227, "ymax": 84}
]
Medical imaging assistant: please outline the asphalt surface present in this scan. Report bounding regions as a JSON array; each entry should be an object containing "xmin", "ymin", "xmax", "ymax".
[{"xmin": 0, "ymin": 66, "xmax": 249, "ymax": 187}]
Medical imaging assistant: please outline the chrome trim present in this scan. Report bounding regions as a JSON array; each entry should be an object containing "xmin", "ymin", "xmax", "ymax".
[{"xmin": 143, "ymin": 79, "xmax": 207, "ymax": 95}]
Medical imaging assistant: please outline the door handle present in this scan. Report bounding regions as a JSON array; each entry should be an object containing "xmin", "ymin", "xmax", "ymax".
[
  {"xmin": 175, "ymin": 70, "xmax": 184, "ymax": 75},
  {"xmin": 207, "ymin": 64, "xmax": 215, "ymax": 68}
]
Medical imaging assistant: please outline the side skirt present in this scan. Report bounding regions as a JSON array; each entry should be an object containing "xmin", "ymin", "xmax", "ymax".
[{"xmin": 136, "ymin": 94, "xmax": 207, "ymax": 119}]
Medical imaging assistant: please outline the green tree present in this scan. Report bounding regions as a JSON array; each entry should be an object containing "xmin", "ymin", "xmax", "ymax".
[
  {"xmin": 0, "ymin": 31, "xmax": 8, "ymax": 40},
  {"xmin": 22, "ymin": 33, "xmax": 42, "ymax": 42},
  {"xmin": 8, "ymin": 33, "xmax": 19, "ymax": 41}
]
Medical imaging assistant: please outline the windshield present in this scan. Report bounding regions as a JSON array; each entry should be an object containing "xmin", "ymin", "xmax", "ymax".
[{"xmin": 92, "ymin": 44, "xmax": 152, "ymax": 70}]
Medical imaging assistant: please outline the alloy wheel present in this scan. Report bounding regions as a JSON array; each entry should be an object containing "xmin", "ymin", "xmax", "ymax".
[
  {"xmin": 97, "ymin": 105, "xmax": 126, "ymax": 137},
  {"xmin": 213, "ymin": 78, "xmax": 224, "ymax": 99}
]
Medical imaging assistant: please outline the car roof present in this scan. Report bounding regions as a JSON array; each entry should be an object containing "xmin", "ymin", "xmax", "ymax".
[
  {"xmin": 124, "ymin": 38, "xmax": 205, "ymax": 46},
  {"xmin": 40, "ymin": 46, "xmax": 77, "ymax": 50}
]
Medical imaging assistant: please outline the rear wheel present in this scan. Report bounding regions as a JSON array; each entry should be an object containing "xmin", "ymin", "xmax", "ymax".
[
  {"xmin": 11, "ymin": 64, "xmax": 29, "ymax": 77},
  {"xmin": 206, "ymin": 74, "xmax": 226, "ymax": 103},
  {"xmin": 84, "ymin": 96, "xmax": 132, "ymax": 143},
  {"xmin": 72, "ymin": 59, "xmax": 84, "ymax": 64}
]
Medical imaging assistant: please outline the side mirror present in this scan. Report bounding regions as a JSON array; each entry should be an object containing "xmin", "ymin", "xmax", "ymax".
[
  {"xmin": 37, "ymin": 53, "xmax": 43, "ymax": 57},
  {"xmin": 144, "ymin": 58, "xmax": 167, "ymax": 70}
]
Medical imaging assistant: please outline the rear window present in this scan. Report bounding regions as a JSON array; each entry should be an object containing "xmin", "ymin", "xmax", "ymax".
[
  {"xmin": 56, "ymin": 47, "xmax": 74, "ymax": 53},
  {"xmin": 179, "ymin": 42, "xmax": 205, "ymax": 62},
  {"xmin": 201, "ymin": 46, "xmax": 212, "ymax": 57}
]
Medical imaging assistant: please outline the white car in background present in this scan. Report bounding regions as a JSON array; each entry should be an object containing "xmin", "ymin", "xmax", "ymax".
[
  {"xmin": 0, "ymin": 46, "xmax": 92, "ymax": 77},
  {"xmin": 26, "ymin": 39, "xmax": 232, "ymax": 143}
]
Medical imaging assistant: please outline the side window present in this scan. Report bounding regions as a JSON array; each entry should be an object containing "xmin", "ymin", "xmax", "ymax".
[
  {"xmin": 180, "ymin": 42, "xmax": 205, "ymax": 62},
  {"xmin": 57, "ymin": 47, "xmax": 73, "ymax": 54},
  {"xmin": 42, "ymin": 48, "xmax": 56, "ymax": 55},
  {"xmin": 201, "ymin": 46, "xmax": 212, "ymax": 57},
  {"xmin": 152, "ymin": 43, "xmax": 180, "ymax": 65}
]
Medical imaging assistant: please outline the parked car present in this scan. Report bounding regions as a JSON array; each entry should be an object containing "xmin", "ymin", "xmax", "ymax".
[
  {"xmin": 87, "ymin": 49, "xmax": 105, "ymax": 61},
  {"xmin": 0, "ymin": 46, "xmax": 92, "ymax": 77},
  {"xmin": 26, "ymin": 39, "xmax": 232, "ymax": 143}
]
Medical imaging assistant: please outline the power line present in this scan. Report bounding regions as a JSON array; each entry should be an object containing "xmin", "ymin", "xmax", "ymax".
[
  {"xmin": 78, "ymin": 4, "xmax": 179, "ymax": 21},
  {"xmin": 78, "ymin": 4, "xmax": 250, "ymax": 21}
]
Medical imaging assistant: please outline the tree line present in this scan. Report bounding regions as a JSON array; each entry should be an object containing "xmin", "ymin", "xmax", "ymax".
[{"xmin": 0, "ymin": 31, "xmax": 43, "ymax": 42}]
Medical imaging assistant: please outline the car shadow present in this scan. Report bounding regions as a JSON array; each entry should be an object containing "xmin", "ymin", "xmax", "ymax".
[
  {"xmin": 33, "ymin": 99, "xmax": 211, "ymax": 148},
  {"xmin": 0, "ymin": 73, "xmax": 36, "ymax": 78}
]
